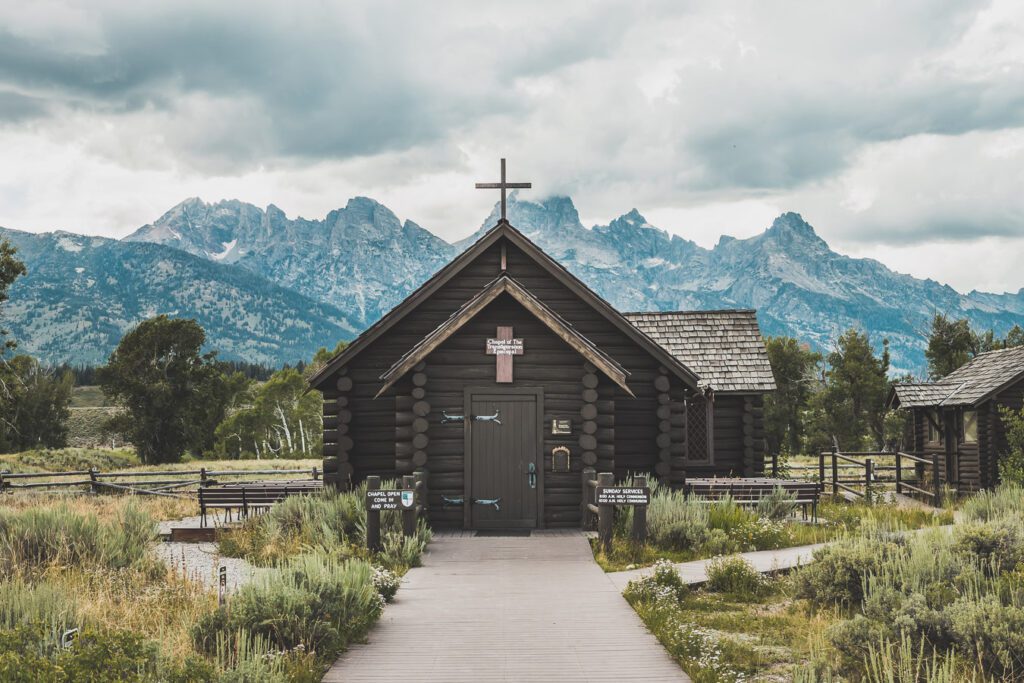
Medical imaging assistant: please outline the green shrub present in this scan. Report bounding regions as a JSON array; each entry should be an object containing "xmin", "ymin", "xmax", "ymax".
[
  {"xmin": 646, "ymin": 489, "xmax": 709, "ymax": 549},
  {"xmin": 997, "ymin": 406, "xmax": 1024, "ymax": 487},
  {"xmin": 378, "ymin": 522, "xmax": 432, "ymax": 571},
  {"xmin": 193, "ymin": 553, "xmax": 383, "ymax": 658},
  {"xmin": 0, "ymin": 625, "xmax": 204, "ymax": 683},
  {"xmin": 0, "ymin": 502, "xmax": 155, "ymax": 575},
  {"xmin": 954, "ymin": 520, "xmax": 1024, "ymax": 573},
  {"xmin": 755, "ymin": 486, "xmax": 798, "ymax": 521},
  {"xmin": 707, "ymin": 495, "xmax": 757, "ymax": 535},
  {"xmin": 623, "ymin": 559, "xmax": 689, "ymax": 604},
  {"xmin": 704, "ymin": 555, "xmax": 767, "ymax": 599},
  {"xmin": 946, "ymin": 594, "xmax": 1024, "ymax": 678},
  {"xmin": 795, "ymin": 538, "xmax": 897, "ymax": 609}
]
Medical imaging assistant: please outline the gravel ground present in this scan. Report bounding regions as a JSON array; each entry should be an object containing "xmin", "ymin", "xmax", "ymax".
[
  {"xmin": 153, "ymin": 541, "xmax": 260, "ymax": 593},
  {"xmin": 153, "ymin": 515, "xmax": 262, "ymax": 593}
]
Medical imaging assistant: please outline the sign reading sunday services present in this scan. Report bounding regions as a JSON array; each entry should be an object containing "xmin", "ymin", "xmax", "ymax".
[{"xmin": 595, "ymin": 486, "xmax": 650, "ymax": 506}]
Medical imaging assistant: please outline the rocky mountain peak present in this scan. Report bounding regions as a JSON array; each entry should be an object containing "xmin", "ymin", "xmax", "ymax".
[{"xmin": 763, "ymin": 212, "xmax": 828, "ymax": 248}]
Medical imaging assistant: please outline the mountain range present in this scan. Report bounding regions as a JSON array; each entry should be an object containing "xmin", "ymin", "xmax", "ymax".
[{"xmin": 2, "ymin": 193, "xmax": 1021, "ymax": 372}]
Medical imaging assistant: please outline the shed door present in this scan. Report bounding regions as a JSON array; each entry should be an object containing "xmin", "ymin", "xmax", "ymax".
[{"xmin": 466, "ymin": 393, "xmax": 539, "ymax": 529}]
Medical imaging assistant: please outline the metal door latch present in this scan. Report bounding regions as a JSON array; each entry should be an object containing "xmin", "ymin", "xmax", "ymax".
[
  {"xmin": 473, "ymin": 410, "xmax": 501, "ymax": 424},
  {"xmin": 473, "ymin": 497, "xmax": 501, "ymax": 510},
  {"xmin": 441, "ymin": 411, "xmax": 464, "ymax": 424},
  {"xmin": 527, "ymin": 462, "xmax": 536, "ymax": 489}
]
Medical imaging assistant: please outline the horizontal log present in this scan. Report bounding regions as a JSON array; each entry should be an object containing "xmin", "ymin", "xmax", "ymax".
[{"xmin": 580, "ymin": 404, "xmax": 598, "ymax": 420}]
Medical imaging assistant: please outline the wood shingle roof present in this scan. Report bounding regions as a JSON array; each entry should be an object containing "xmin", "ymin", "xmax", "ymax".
[
  {"xmin": 891, "ymin": 345, "xmax": 1024, "ymax": 408},
  {"xmin": 623, "ymin": 310, "xmax": 777, "ymax": 393}
]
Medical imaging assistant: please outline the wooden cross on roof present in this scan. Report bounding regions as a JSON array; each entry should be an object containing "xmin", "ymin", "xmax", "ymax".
[{"xmin": 475, "ymin": 158, "xmax": 531, "ymax": 222}]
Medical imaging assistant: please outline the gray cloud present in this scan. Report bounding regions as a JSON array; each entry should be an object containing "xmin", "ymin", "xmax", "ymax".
[{"xmin": 0, "ymin": 0, "xmax": 1023, "ymax": 287}]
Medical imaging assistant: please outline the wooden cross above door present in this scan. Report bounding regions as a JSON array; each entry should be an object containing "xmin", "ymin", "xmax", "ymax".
[{"xmin": 486, "ymin": 326, "xmax": 524, "ymax": 383}]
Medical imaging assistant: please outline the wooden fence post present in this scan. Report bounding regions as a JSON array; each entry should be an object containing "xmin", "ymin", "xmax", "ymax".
[
  {"xmin": 89, "ymin": 468, "xmax": 99, "ymax": 495},
  {"xmin": 864, "ymin": 458, "xmax": 873, "ymax": 504},
  {"xmin": 597, "ymin": 472, "xmax": 614, "ymax": 555},
  {"xmin": 932, "ymin": 453, "xmax": 942, "ymax": 508},
  {"xmin": 402, "ymin": 474, "xmax": 417, "ymax": 537},
  {"xmin": 366, "ymin": 475, "xmax": 382, "ymax": 552},
  {"xmin": 895, "ymin": 452, "xmax": 902, "ymax": 495},
  {"xmin": 818, "ymin": 451, "xmax": 825, "ymax": 494},
  {"xmin": 831, "ymin": 446, "xmax": 839, "ymax": 497},
  {"xmin": 312, "ymin": 466, "xmax": 320, "ymax": 481},
  {"xmin": 581, "ymin": 467, "xmax": 597, "ymax": 529},
  {"xmin": 631, "ymin": 475, "xmax": 647, "ymax": 545}
]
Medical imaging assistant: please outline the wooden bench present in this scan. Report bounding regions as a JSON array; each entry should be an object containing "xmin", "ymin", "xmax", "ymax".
[
  {"xmin": 198, "ymin": 480, "xmax": 323, "ymax": 527},
  {"xmin": 683, "ymin": 477, "xmax": 821, "ymax": 521}
]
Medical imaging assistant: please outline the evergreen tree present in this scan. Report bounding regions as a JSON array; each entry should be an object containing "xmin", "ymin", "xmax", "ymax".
[
  {"xmin": 763, "ymin": 336, "xmax": 822, "ymax": 456},
  {"xmin": 0, "ymin": 239, "xmax": 26, "ymax": 352},
  {"xmin": 925, "ymin": 313, "xmax": 975, "ymax": 378},
  {"xmin": 806, "ymin": 329, "xmax": 890, "ymax": 452}
]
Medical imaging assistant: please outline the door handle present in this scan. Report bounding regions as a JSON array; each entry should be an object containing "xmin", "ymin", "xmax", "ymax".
[
  {"xmin": 473, "ymin": 498, "xmax": 501, "ymax": 511},
  {"xmin": 527, "ymin": 462, "xmax": 536, "ymax": 489}
]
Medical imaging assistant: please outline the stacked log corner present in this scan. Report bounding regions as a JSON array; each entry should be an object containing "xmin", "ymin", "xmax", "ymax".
[
  {"xmin": 579, "ymin": 362, "xmax": 614, "ymax": 476},
  {"xmin": 742, "ymin": 395, "xmax": 766, "ymax": 476},
  {"xmin": 653, "ymin": 367, "xmax": 688, "ymax": 486},
  {"xmin": 396, "ymin": 362, "xmax": 430, "ymax": 478},
  {"xmin": 322, "ymin": 368, "xmax": 354, "ymax": 490}
]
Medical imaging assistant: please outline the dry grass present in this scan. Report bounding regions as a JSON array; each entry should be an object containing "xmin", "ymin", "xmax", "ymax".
[
  {"xmin": 50, "ymin": 565, "xmax": 216, "ymax": 662},
  {"xmin": 0, "ymin": 492, "xmax": 196, "ymax": 523}
]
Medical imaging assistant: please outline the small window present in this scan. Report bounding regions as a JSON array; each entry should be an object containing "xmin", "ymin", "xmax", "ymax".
[
  {"xmin": 926, "ymin": 410, "xmax": 942, "ymax": 444},
  {"xmin": 963, "ymin": 410, "xmax": 978, "ymax": 444}
]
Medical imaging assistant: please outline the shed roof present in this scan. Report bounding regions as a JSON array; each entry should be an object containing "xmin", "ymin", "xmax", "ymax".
[
  {"xmin": 891, "ymin": 345, "xmax": 1024, "ymax": 408},
  {"xmin": 622, "ymin": 310, "xmax": 777, "ymax": 393}
]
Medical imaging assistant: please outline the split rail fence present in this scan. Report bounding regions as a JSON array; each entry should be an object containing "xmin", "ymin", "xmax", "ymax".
[
  {"xmin": 766, "ymin": 448, "xmax": 942, "ymax": 507},
  {"xmin": 0, "ymin": 466, "xmax": 321, "ymax": 498}
]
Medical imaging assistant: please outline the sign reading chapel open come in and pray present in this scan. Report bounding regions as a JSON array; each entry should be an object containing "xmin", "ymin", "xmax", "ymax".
[
  {"xmin": 486, "ymin": 326, "xmax": 524, "ymax": 383},
  {"xmin": 595, "ymin": 486, "xmax": 650, "ymax": 506},
  {"xmin": 366, "ymin": 490, "xmax": 416, "ymax": 511}
]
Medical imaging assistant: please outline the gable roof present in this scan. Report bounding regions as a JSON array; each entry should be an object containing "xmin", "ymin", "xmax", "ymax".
[
  {"xmin": 376, "ymin": 274, "xmax": 632, "ymax": 397},
  {"xmin": 623, "ymin": 310, "xmax": 777, "ymax": 393},
  {"xmin": 890, "ymin": 345, "xmax": 1024, "ymax": 408},
  {"xmin": 308, "ymin": 220, "xmax": 701, "ymax": 391}
]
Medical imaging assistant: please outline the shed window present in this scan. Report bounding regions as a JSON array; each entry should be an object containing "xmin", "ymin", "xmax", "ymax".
[
  {"xmin": 926, "ymin": 410, "xmax": 943, "ymax": 444},
  {"xmin": 685, "ymin": 397, "xmax": 713, "ymax": 464},
  {"xmin": 962, "ymin": 410, "xmax": 978, "ymax": 444}
]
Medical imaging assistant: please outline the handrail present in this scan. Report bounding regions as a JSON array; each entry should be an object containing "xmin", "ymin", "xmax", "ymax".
[
  {"xmin": 896, "ymin": 451, "xmax": 934, "ymax": 466},
  {"xmin": 833, "ymin": 452, "xmax": 865, "ymax": 466}
]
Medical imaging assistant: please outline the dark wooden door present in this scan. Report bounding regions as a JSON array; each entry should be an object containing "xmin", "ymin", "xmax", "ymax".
[{"xmin": 466, "ymin": 391, "xmax": 541, "ymax": 529}]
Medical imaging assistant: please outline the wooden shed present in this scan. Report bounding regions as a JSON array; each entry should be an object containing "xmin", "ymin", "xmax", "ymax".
[
  {"xmin": 309, "ymin": 220, "xmax": 776, "ymax": 529},
  {"xmin": 890, "ymin": 345, "xmax": 1024, "ymax": 493}
]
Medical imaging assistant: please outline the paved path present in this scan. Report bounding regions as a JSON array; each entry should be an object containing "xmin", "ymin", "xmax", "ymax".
[
  {"xmin": 607, "ymin": 542, "xmax": 828, "ymax": 592},
  {"xmin": 324, "ymin": 530, "xmax": 688, "ymax": 682}
]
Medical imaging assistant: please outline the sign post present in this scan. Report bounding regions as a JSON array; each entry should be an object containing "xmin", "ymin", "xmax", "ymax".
[{"xmin": 594, "ymin": 474, "xmax": 651, "ymax": 551}]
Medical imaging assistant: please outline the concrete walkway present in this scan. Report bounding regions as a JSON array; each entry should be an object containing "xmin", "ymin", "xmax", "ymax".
[
  {"xmin": 324, "ymin": 530, "xmax": 688, "ymax": 682},
  {"xmin": 607, "ymin": 542, "xmax": 828, "ymax": 592}
]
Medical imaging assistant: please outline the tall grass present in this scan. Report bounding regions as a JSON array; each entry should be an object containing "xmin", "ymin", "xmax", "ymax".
[
  {"xmin": 0, "ymin": 501, "xmax": 156, "ymax": 575},
  {"xmin": 193, "ymin": 553, "xmax": 383, "ymax": 658},
  {"xmin": 219, "ymin": 484, "xmax": 431, "ymax": 570}
]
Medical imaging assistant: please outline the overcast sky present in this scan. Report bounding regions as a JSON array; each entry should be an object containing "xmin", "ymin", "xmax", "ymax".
[{"xmin": 1, "ymin": 1, "xmax": 1023, "ymax": 294}]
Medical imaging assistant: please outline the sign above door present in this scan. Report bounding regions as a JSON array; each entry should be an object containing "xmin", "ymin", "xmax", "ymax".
[{"xmin": 486, "ymin": 326, "xmax": 524, "ymax": 383}]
